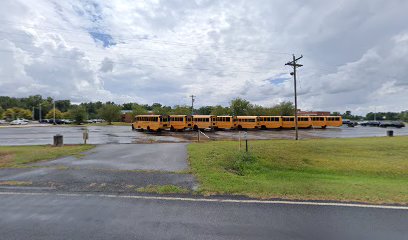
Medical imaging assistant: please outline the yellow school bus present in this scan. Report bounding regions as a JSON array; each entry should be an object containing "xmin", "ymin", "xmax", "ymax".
[
  {"xmin": 133, "ymin": 115, "xmax": 169, "ymax": 131},
  {"xmin": 310, "ymin": 116, "xmax": 327, "ymax": 128},
  {"xmin": 326, "ymin": 116, "xmax": 342, "ymax": 127},
  {"xmin": 192, "ymin": 115, "xmax": 217, "ymax": 130},
  {"xmin": 216, "ymin": 116, "xmax": 236, "ymax": 130},
  {"xmin": 236, "ymin": 116, "xmax": 259, "ymax": 129},
  {"xmin": 258, "ymin": 116, "xmax": 282, "ymax": 129},
  {"xmin": 282, "ymin": 116, "xmax": 312, "ymax": 129},
  {"xmin": 169, "ymin": 115, "xmax": 191, "ymax": 131}
]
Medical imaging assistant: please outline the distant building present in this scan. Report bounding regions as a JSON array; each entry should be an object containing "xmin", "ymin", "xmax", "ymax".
[
  {"xmin": 297, "ymin": 110, "xmax": 330, "ymax": 116},
  {"xmin": 121, "ymin": 110, "xmax": 133, "ymax": 123}
]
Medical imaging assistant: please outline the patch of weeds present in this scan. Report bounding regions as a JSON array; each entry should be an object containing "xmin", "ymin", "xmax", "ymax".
[
  {"xmin": 136, "ymin": 185, "xmax": 190, "ymax": 194},
  {"xmin": 226, "ymin": 151, "xmax": 260, "ymax": 176}
]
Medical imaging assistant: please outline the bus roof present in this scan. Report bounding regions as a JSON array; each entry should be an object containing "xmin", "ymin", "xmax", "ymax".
[
  {"xmin": 136, "ymin": 115, "xmax": 163, "ymax": 117},
  {"xmin": 169, "ymin": 115, "xmax": 187, "ymax": 117}
]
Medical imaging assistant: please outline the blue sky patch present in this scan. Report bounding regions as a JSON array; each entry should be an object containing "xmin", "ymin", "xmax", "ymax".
[
  {"xmin": 267, "ymin": 77, "xmax": 290, "ymax": 85},
  {"xmin": 89, "ymin": 31, "xmax": 115, "ymax": 47}
]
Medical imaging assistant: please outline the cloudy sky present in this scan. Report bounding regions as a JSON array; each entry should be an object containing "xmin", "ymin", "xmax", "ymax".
[{"xmin": 0, "ymin": 0, "xmax": 407, "ymax": 114}]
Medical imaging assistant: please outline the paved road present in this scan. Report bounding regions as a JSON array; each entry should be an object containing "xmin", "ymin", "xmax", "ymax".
[
  {"xmin": 34, "ymin": 143, "xmax": 189, "ymax": 171},
  {"xmin": 0, "ymin": 192, "xmax": 406, "ymax": 240},
  {"xmin": 1, "ymin": 125, "xmax": 408, "ymax": 145}
]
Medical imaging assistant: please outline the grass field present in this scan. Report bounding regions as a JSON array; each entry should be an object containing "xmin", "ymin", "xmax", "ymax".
[
  {"xmin": 188, "ymin": 136, "xmax": 408, "ymax": 204},
  {"xmin": 0, "ymin": 145, "xmax": 95, "ymax": 168}
]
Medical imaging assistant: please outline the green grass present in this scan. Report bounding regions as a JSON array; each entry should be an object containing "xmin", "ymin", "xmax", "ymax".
[
  {"xmin": 136, "ymin": 185, "xmax": 190, "ymax": 194},
  {"xmin": 188, "ymin": 136, "xmax": 408, "ymax": 204},
  {"xmin": 0, "ymin": 145, "xmax": 95, "ymax": 168}
]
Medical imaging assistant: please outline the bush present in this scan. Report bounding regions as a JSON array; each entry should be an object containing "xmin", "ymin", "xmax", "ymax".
[
  {"xmin": 226, "ymin": 151, "xmax": 259, "ymax": 176},
  {"xmin": 45, "ymin": 109, "xmax": 63, "ymax": 119}
]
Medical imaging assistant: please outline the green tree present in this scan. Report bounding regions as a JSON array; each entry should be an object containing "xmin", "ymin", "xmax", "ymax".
[
  {"xmin": 45, "ymin": 109, "xmax": 63, "ymax": 119},
  {"xmin": 3, "ymin": 107, "xmax": 32, "ymax": 120},
  {"xmin": 275, "ymin": 101, "xmax": 295, "ymax": 116},
  {"xmin": 152, "ymin": 106, "xmax": 171, "ymax": 115},
  {"xmin": 98, "ymin": 104, "xmax": 122, "ymax": 124},
  {"xmin": 399, "ymin": 111, "xmax": 408, "ymax": 122},
  {"xmin": 55, "ymin": 100, "xmax": 71, "ymax": 112},
  {"xmin": 210, "ymin": 105, "xmax": 230, "ymax": 115},
  {"xmin": 247, "ymin": 104, "xmax": 266, "ymax": 116},
  {"xmin": 132, "ymin": 104, "xmax": 148, "ymax": 116},
  {"xmin": 0, "ymin": 106, "xmax": 4, "ymax": 119},
  {"xmin": 197, "ymin": 106, "xmax": 212, "ymax": 115},
  {"xmin": 171, "ymin": 105, "xmax": 191, "ymax": 115},
  {"xmin": 4, "ymin": 108, "xmax": 15, "ymax": 120},
  {"xmin": 68, "ymin": 106, "xmax": 87, "ymax": 124},
  {"xmin": 230, "ymin": 98, "xmax": 251, "ymax": 116},
  {"xmin": 122, "ymin": 103, "xmax": 134, "ymax": 110}
]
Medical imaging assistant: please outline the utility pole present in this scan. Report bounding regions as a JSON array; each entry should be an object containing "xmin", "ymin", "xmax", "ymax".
[
  {"xmin": 32, "ymin": 106, "xmax": 35, "ymax": 120},
  {"xmin": 53, "ymin": 100, "xmax": 56, "ymax": 124},
  {"xmin": 190, "ymin": 95, "xmax": 196, "ymax": 115},
  {"xmin": 39, "ymin": 103, "xmax": 42, "ymax": 123},
  {"xmin": 285, "ymin": 54, "xmax": 303, "ymax": 140}
]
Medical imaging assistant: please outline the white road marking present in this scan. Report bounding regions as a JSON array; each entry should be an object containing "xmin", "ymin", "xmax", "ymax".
[{"xmin": 0, "ymin": 191, "xmax": 406, "ymax": 210}]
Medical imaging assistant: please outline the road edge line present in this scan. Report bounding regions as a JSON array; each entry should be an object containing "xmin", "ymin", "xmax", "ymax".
[{"xmin": 0, "ymin": 191, "xmax": 407, "ymax": 210}]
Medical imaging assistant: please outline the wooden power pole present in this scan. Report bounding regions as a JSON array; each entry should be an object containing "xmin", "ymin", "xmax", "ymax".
[
  {"xmin": 285, "ymin": 54, "xmax": 303, "ymax": 140},
  {"xmin": 190, "ymin": 95, "xmax": 196, "ymax": 115}
]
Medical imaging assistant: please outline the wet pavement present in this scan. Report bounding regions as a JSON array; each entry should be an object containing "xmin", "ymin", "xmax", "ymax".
[
  {"xmin": 33, "ymin": 143, "xmax": 189, "ymax": 171},
  {"xmin": 0, "ymin": 192, "xmax": 407, "ymax": 240},
  {"xmin": 0, "ymin": 125, "xmax": 407, "ymax": 145},
  {"xmin": 0, "ymin": 143, "xmax": 196, "ymax": 193},
  {"xmin": 0, "ymin": 168, "xmax": 195, "ymax": 193}
]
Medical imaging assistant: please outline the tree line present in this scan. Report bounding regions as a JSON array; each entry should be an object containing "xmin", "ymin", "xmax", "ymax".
[{"xmin": 1, "ymin": 95, "xmax": 407, "ymax": 124}]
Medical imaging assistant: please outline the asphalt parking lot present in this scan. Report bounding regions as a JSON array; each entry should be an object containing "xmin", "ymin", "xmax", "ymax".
[
  {"xmin": 0, "ymin": 143, "xmax": 196, "ymax": 193},
  {"xmin": 0, "ymin": 125, "xmax": 407, "ymax": 145},
  {"xmin": 34, "ymin": 143, "xmax": 189, "ymax": 171}
]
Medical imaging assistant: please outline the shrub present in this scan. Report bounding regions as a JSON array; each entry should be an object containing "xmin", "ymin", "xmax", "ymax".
[{"xmin": 226, "ymin": 151, "xmax": 259, "ymax": 176}]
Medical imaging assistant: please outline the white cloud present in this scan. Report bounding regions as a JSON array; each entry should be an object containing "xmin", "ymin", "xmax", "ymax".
[{"xmin": 0, "ymin": 0, "xmax": 407, "ymax": 115}]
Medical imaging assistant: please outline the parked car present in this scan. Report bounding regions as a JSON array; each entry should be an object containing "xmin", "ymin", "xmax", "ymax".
[
  {"xmin": 0, "ymin": 120, "xmax": 7, "ymax": 124},
  {"xmin": 360, "ymin": 121, "xmax": 380, "ymax": 127},
  {"xmin": 379, "ymin": 121, "xmax": 405, "ymax": 128},
  {"xmin": 10, "ymin": 119, "xmax": 28, "ymax": 125},
  {"xmin": 61, "ymin": 119, "xmax": 73, "ymax": 124},
  {"xmin": 39, "ymin": 119, "xmax": 50, "ymax": 124}
]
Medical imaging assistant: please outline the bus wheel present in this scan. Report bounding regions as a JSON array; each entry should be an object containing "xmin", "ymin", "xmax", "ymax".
[
  {"xmin": 237, "ymin": 125, "xmax": 243, "ymax": 130},
  {"xmin": 170, "ymin": 126, "xmax": 175, "ymax": 132},
  {"xmin": 261, "ymin": 125, "xmax": 266, "ymax": 130},
  {"xmin": 147, "ymin": 126, "xmax": 151, "ymax": 132},
  {"xmin": 193, "ymin": 125, "xmax": 198, "ymax": 131},
  {"xmin": 322, "ymin": 126, "xmax": 327, "ymax": 129}
]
